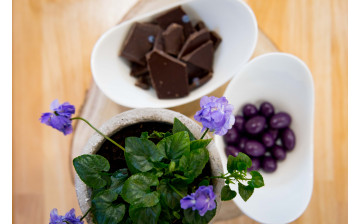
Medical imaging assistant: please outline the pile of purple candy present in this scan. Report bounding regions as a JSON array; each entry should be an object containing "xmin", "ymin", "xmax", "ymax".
[{"xmin": 224, "ymin": 102, "xmax": 296, "ymax": 173}]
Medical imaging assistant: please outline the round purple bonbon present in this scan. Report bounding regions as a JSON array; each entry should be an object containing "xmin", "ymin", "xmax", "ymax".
[
  {"xmin": 244, "ymin": 140, "xmax": 266, "ymax": 157},
  {"xmin": 234, "ymin": 115, "xmax": 246, "ymax": 132},
  {"xmin": 224, "ymin": 128, "xmax": 239, "ymax": 145},
  {"xmin": 270, "ymin": 112, "xmax": 292, "ymax": 129},
  {"xmin": 248, "ymin": 157, "xmax": 261, "ymax": 171},
  {"xmin": 226, "ymin": 145, "xmax": 241, "ymax": 157},
  {"xmin": 242, "ymin": 104, "xmax": 258, "ymax": 118},
  {"xmin": 262, "ymin": 156, "xmax": 277, "ymax": 173},
  {"xmin": 238, "ymin": 137, "xmax": 248, "ymax": 152},
  {"xmin": 281, "ymin": 128, "xmax": 296, "ymax": 151},
  {"xmin": 245, "ymin": 116, "xmax": 266, "ymax": 134},
  {"xmin": 268, "ymin": 129, "xmax": 279, "ymax": 140},
  {"xmin": 271, "ymin": 145, "xmax": 286, "ymax": 160},
  {"xmin": 260, "ymin": 102, "xmax": 275, "ymax": 118},
  {"xmin": 262, "ymin": 132, "xmax": 275, "ymax": 148}
]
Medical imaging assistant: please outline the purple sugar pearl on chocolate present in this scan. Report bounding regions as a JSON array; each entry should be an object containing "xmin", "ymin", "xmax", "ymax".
[
  {"xmin": 262, "ymin": 132, "xmax": 275, "ymax": 148},
  {"xmin": 260, "ymin": 102, "xmax": 275, "ymax": 118},
  {"xmin": 242, "ymin": 104, "xmax": 258, "ymax": 118},
  {"xmin": 234, "ymin": 115, "xmax": 246, "ymax": 132},
  {"xmin": 226, "ymin": 145, "xmax": 241, "ymax": 157},
  {"xmin": 248, "ymin": 157, "xmax": 261, "ymax": 171},
  {"xmin": 262, "ymin": 156, "xmax": 277, "ymax": 173},
  {"xmin": 271, "ymin": 145, "xmax": 286, "ymax": 160},
  {"xmin": 270, "ymin": 112, "xmax": 292, "ymax": 129},
  {"xmin": 224, "ymin": 128, "xmax": 239, "ymax": 145}
]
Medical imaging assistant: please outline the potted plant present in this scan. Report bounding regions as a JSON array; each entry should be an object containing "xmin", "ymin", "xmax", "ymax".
[{"xmin": 41, "ymin": 96, "xmax": 264, "ymax": 224}]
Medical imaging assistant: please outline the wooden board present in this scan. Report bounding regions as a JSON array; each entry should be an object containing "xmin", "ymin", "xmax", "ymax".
[{"xmin": 70, "ymin": 0, "xmax": 279, "ymax": 221}]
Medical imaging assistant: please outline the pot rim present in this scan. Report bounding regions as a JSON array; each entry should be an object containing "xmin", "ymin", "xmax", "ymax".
[{"xmin": 74, "ymin": 108, "xmax": 224, "ymax": 223}]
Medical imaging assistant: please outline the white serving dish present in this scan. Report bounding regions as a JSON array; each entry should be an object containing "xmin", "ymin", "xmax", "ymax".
[
  {"xmin": 91, "ymin": 0, "xmax": 257, "ymax": 108},
  {"xmin": 215, "ymin": 53, "xmax": 314, "ymax": 224}
]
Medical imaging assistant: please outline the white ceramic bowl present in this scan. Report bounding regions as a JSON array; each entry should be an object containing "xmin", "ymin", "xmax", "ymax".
[
  {"xmin": 91, "ymin": 0, "xmax": 257, "ymax": 108},
  {"xmin": 215, "ymin": 53, "xmax": 314, "ymax": 224}
]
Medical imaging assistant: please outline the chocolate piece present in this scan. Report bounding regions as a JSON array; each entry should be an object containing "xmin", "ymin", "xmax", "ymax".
[
  {"xmin": 189, "ymin": 73, "xmax": 213, "ymax": 91},
  {"xmin": 210, "ymin": 31, "xmax": 222, "ymax": 50},
  {"xmin": 146, "ymin": 50, "xmax": 189, "ymax": 99},
  {"xmin": 120, "ymin": 22, "xmax": 162, "ymax": 65},
  {"xmin": 177, "ymin": 28, "xmax": 211, "ymax": 58},
  {"xmin": 130, "ymin": 62, "xmax": 148, "ymax": 77},
  {"xmin": 186, "ymin": 62, "xmax": 207, "ymax": 80},
  {"xmin": 182, "ymin": 40, "xmax": 214, "ymax": 71},
  {"xmin": 154, "ymin": 33, "xmax": 164, "ymax": 51},
  {"xmin": 154, "ymin": 6, "xmax": 195, "ymax": 38},
  {"xmin": 162, "ymin": 23, "xmax": 185, "ymax": 56},
  {"xmin": 135, "ymin": 74, "xmax": 152, "ymax": 90},
  {"xmin": 195, "ymin": 21, "xmax": 206, "ymax": 31}
]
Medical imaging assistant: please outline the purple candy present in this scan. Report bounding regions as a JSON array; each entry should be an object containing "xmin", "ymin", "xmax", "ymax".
[
  {"xmin": 242, "ymin": 104, "xmax": 258, "ymax": 118},
  {"xmin": 234, "ymin": 115, "xmax": 246, "ymax": 132},
  {"xmin": 224, "ymin": 128, "xmax": 239, "ymax": 145},
  {"xmin": 268, "ymin": 129, "xmax": 279, "ymax": 140},
  {"xmin": 262, "ymin": 132, "xmax": 275, "ymax": 148},
  {"xmin": 244, "ymin": 140, "xmax": 266, "ymax": 157},
  {"xmin": 226, "ymin": 145, "xmax": 241, "ymax": 157},
  {"xmin": 262, "ymin": 156, "xmax": 277, "ymax": 173},
  {"xmin": 281, "ymin": 128, "xmax": 296, "ymax": 151},
  {"xmin": 270, "ymin": 112, "xmax": 292, "ymax": 129},
  {"xmin": 238, "ymin": 137, "xmax": 248, "ymax": 152},
  {"xmin": 260, "ymin": 102, "xmax": 274, "ymax": 118},
  {"xmin": 271, "ymin": 145, "xmax": 286, "ymax": 160},
  {"xmin": 248, "ymin": 157, "xmax": 261, "ymax": 171},
  {"xmin": 245, "ymin": 116, "xmax": 266, "ymax": 134}
]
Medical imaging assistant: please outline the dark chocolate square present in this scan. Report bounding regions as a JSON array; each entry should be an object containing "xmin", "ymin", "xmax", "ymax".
[
  {"xmin": 177, "ymin": 28, "xmax": 211, "ymax": 59},
  {"xmin": 146, "ymin": 50, "xmax": 189, "ymax": 99},
  {"xmin": 181, "ymin": 40, "xmax": 214, "ymax": 71},
  {"xmin": 162, "ymin": 23, "xmax": 185, "ymax": 56}
]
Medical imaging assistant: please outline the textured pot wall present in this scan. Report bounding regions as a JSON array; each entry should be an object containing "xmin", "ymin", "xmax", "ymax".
[{"xmin": 74, "ymin": 108, "xmax": 224, "ymax": 224}]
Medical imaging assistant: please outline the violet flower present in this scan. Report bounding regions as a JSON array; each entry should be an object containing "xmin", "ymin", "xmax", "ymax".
[
  {"xmin": 180, "ymin": 185, "xmax": 216, "ymax": 216},
  {"xmin": 194, "ymin": 96, "xmax": 235, "ymax": 136},
  {"xmin": 40, "ymin": 99, "xmax": 75, "ymax": 135},
  {"xmin": 49, "ymin": 208, "xmax": 83, "ymax": 224}
]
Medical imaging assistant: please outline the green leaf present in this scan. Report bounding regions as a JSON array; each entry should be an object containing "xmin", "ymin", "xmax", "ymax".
[
  {"xmin": 199, "ymin": 179, "xmax": 210, "ymax": 186},
  {"xmin": 109, "ymin": 169, "xmax": 128, "ymax": 195},
  {"xmin": 157, "ymin": 131, "xmax": 190, "ymax": 162},
  {"xmin": 238, "ymin": 182, "xmax": 254, "ymax": 202},
  {"xmin": 179, "ymin": 147, "xmax": 209, "ymax": 179},
  {"xmin": 73, "ymin": 154, "xmax": 110, "ymax": 189},
  {"xmin": 92, "ymin": 190, "xmax": 126, "ymax": 224},
  {"xmin": 140, "ymin": 132, "xmax": 149, "ymax": 139},
  {"xmin": 125, "ymin": 137, "xmax": 166, "ymax": 172},
  {"xmin": 221, "ymin": 185, "xmax": 237, "ymax": 201},
  {"xmin": 227, "ymin": 153, "xmax": 252, "ymax": 173},
  {"xmin": 182, "ymin": 203, "xmax": 216, "ymax": 224},
  {"xmin": 190, "ymin": 139, "xmax": 212, "ymax": 151},
  {"xmin": 172, "ymin": 118, "xmax": 196, "ymax": 141},
  {"xmin": 129, "ymin": 203, "xmax": 161, "ymax": 224},
  {"xmin": 157, "ymin": 180, "xmax": 187, "ymax": 210},
  {"xmin": 248, "ymin": 171, "xmax": 265, "ymax": 188},
  {"xmin": 121, "ymin": 172, "xmax": 160, "ymax": 207}
]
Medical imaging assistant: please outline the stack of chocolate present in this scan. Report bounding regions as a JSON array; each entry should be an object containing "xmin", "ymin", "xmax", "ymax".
[{"xmin": 120, "ymin": 6, "xmax": 222, "ymax": 99}]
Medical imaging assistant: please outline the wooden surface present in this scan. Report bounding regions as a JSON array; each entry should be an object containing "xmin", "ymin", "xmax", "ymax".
[{"xmin": 13, "ymin": 0, "xmax": 348, "ymax": 223}]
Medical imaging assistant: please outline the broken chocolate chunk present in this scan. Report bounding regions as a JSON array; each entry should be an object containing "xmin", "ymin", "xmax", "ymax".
[
  {"xmin": 135, "ymin": 74, "xmax": 152, "ymax": 90},
  {"xmin": 130, "ymin": 62, "xmax": 148, "ymax": 77},
  {"xmin": 154, "ymin": 6, "xmax": 195, "ymax": 38},
  {"xmin": 182, "ymin": 40, "xmax": 214, "ymax": 71},
  {"xmin": 146, "ymin": 50, "xmax": 189, "ymax": 99},
  {"xmin": 177, "ymin": 28, "xmax": 211, "ymax": 59},
  {"xmin": 195, "ymin": 21, "xmax": 206, "ymax": 31},
  {"xmin": 154, "ymin": 33, "xmax": 164, "ymax": 51},
  {"xmin": 162, "ymin": 23, "xmax": 185, "ymax": 56},
  {"xmin": 120, "ymin": 22, "xmax": 162, "ymax": 65},
  {"xmin": 210, "ymin": 31, "xmax": 222, "ymax": 50},
  {"xmin": 186, "ymin": 62, "xmax": 207, "ymax": 80},
  {"xmin": 189, "ymin": 73, "xmax": 213, "ymax": 91}
]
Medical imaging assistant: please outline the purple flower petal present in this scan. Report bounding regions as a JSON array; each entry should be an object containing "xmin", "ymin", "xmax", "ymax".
[
  {"xmin": 180, "ymin": 194, "xmax": 196, "ymax": 210},
  {"xmin": 181, "ymin": 185, "xmax": 217, "ymax": 216}
]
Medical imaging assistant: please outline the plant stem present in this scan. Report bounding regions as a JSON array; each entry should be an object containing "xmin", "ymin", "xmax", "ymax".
[
  {"xmin": 200, "ymin": 128, "xmax": 209, "ymax": 139},
  {"xmin": 168, "ymin": 183, "xmax": 184, "ymax": 198},
  {"xmin": 80, "ymin": 207, "xmax": 92, "ymax": 221},
  {"xmin": 71, "ymin": 117, "xmax": 125, "ymax": 151}
]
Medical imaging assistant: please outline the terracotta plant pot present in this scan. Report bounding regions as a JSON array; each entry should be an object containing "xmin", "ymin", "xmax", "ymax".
[{"xmin": 74, "ymin": 108, "xmax": 224, "ymax": 224}]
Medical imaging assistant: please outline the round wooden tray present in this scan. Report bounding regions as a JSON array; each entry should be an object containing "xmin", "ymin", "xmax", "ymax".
[{"xmin": 70, "ymin": 0, "xmax": 278, "ymax": 221}]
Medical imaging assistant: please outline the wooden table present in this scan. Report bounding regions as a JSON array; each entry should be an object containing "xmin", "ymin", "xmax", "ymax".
[{"xmin": 13, "ymin": 0, "xmax": 348, "ymax": 223}]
